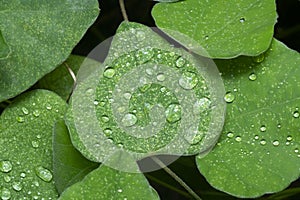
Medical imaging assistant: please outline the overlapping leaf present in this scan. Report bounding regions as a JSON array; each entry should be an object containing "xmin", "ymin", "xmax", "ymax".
[
  {"xmin": 152, "ymin": 0, "xmax": 277, "ymax": 58},
  {"xmin": 0, "ymin": 30, "xmax": 10, "ymax": 59},
  {"xmin": 196, "ymin": 39, "xmax": 300, "ymax": 197},
  {"xmin": 0, "ymin": 1, "xmax": 99, "ymax": 102},
  {"xmin": 0, "ymin": 90, "xmax": 66, "ymax": 199}
]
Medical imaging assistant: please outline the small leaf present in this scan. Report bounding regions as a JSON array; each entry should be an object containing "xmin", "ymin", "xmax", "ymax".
[
  {"xmin": 152, "ymin": 0, "xmax": 277, "ymax": 58},
  {"xmin": 53, "ymin": 120, "xmax": 99, "ymax": 194},
  {"xmin": 0, "ymin": 90, "xmax": 66, "ymax": 199},
  {"xmin": 36, "ymin": 55, "xmax": 101, "ymax": 101},
  {"xmin": 0, "ymin": 1, "xmax": 99, "ymax": 102},
  {"xmin": 196, "ymin": 39, "xmax": 300, "ymax": 197},
  {"xmin": 59, "ymin": 152, "xmax": 160, "ymax": 200},
  {"xmin": 67, "ymin": 22, "xmax": 226, "ymax": 168},
  {"xmin": 0, "ymin": 30, "xmax": 10, "ymax": 59}
]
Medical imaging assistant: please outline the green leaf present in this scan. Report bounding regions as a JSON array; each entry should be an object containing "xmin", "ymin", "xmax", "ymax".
[
  {"xmin": 0, "ymin": 30, "xmax": 10, "ymax": 59},
  {"xmin": 53, "ymin": 120, "xmax": 99, "ymax": 194},
  {"xmin": 67, "ymin": 22, "xmax": 226, "ymax": 167},
  {"xmin": 59, "ymin": 152, "xmax": 160, "ymax": 200},
  {"xmin": 36, "ymin": 55, "xmax": 101, "ymax": 101},
  {"xmin": 0, "ymin": 89, "xmax": 66, "ymax": 199},
  {"xmin": 0, "ymin": 1, "xmax": 99, "ymax": 102},
  {"xmin": 152, "ymin": 0, "xmax": 277, "ymax": 58},
  {"xmin": 196, "ymin": 39, "xmax": 300, "ymax": 198}
]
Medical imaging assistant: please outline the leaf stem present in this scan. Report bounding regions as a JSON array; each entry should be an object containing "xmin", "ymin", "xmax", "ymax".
[
  {"xmin": 119, "ymin": 0, "xmax": 129, "ymax": 21},
  {"xmin": 64, "ymin": 62, "xmax": 77, "ymax": 102},
  {"xmin": 151, "ymin": 156, "xmax": 202, "ymax": 200}
]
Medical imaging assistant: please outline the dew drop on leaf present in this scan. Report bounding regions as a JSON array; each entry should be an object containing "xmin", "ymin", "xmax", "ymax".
[
  {"xmin": 103, "ymin": 68, "xmax": 116, "ymax": 78},
  {"xmin": 286, "ymin": 135, "xmax": 293, "ymax": 141},
  {"xmin": 45, "ymin": 103, "xmax": 52, "ymax": 110},
  {"xmin": 179, "ymin": 71, "xmax": 198, "ymax": 90},
  {"xmin": 121, "ymin": 113, "xmax": 137, "ymax": 127},
  {"xmin": 31, "ymin": 141, "xmax": 39, "ymax": 148},
  {"xmin": 248, "ymin": 73, "xmax": 257, "ymax": 81},
  {"xmin": 0, "ymin": 160, "xmax": 13, "ymax": 173},
  {"xmin": 193, "ymin": 97, "xmax": 211, "ymax": 115},
  {"xmin": 101, "ymin": 115, "xmax": 110, "ymax": 123},
  {"xmin": 35, "ymin": 166, "xmax": 53, "ymax": 182},
  {"xmin": 12, "ymin": 181, "xmax": 22, "ymax": 191},
  {"xmin": 20, "ymin": 172, "xmax": 26, "ymax": 178},
  {"xmin": 123, "ymin": 92, "xmax": 132, "ymax": 100},
  {"xmin": 260, "ymin": 139, "xmax": 267, "ymax": 146},
  {"xmin": 117, "ymin": 189, "xmax": 123, "ymax": 193},
  {"xmin": 103, "ymin": 128, "xmax": 113, "ymax": 137},
  {"xmin": 33, "ymin": 110, "xmax": 40, "ymax": 117},
  {"xmin": 224, "ymin": 92, "xmax": 235, "ymax": 103},
  {"xmin": 175, "ymin": 57, "xmax": 185, "ymax": 68},
  {"xmin": 156, "ymin": 73, "xmax": 166, "ymax": 82},
  {"xmin": 3, "ymin": 175, "xmax": 11, "ymax": 183},
  {"xmin": 260, "ymin": 125, "xmax": 267, "ymax": 132},
  {"xmin": 235, "ymin": 136, "xmax": 242, "ymax": 142},
  {"xmin": 1, "ymin": 188, "xmax": 11, "ymax": 200},
  {"xmin": 16, "ymin": 116, "xmax": 25, "ymax": 123},
  {"xmin": 272, "ymin": 140, "xmax": 279, "ymax": 146},
  {"xmin": 294, "ymin": 148, "xmax": 299, "ymax": 153},
  {"xmin": 227, "ymin": 132, "xmax": 234, "ymax": 138},
  {"xmin": 254, "ymin": 135, "xmax": 259, "ymax": 140},
  {"xmin": 21, "ymin": 107, "xmax": 29, "ymax": 115},
  {"xmin": 165, "ymin": 103, "xmax": 181, "ymax": 123},
  {"xmin": 293, "ymin": 111, "xmax": 299, "ymax": 118},
  {"xmin": 93, "ymin": 100, "xmax": 99, "ymax": 106},
  {"xmin": 239, "ymin": 17, "xmax": 245, "ymax": 23}
]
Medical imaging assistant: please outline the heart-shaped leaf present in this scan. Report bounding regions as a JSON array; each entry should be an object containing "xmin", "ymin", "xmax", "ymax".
[
  {"xmin": 196, "ymin": 39, "xmax": 300, "ymax": 197},
  {"xmin": 53, "ymin": 120, "xmax": 99, "ymax": 194},
  {"xmin": 67, "ymin": 22, "xmax": 226, "ymax": 169},
  {"xmin": 0, "ymin": 90, "xmax": 66, "ymax": 199},
  {"xmin": 59, "ymin": 152, "xmax": 160, "ymax": 200},
  {"xmin": 0, "ymin": 1, "xmax": 99, "ymax": 102},
  {"xmin": 152, "ymin": 0, "xmax": 277, "ymax": 58}
]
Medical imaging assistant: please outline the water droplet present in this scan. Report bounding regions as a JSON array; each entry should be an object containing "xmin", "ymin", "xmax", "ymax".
[
  {"xmin": 227, "ymin": 132, "xmax": 234, "ymax": 138},
  {"xmin": 179, "ymin": 71, "xmax": 198, "ymax": 90},
  {"xmin": 1, "ymin": 188, "xmax": 11, "ymax": 200},
  {"xmin": 165, "ymin": 104, "xmax": 181, "ymax": 123},
  {"xmin": 193, "ymin": 97, "xmax": 211, "ymax": 115},
  {"xmin": 35, "ymin": 166, "xmax": 53, "ymax": 182},
  {"xmin": 248, "ymin": 73, "xmax": 257, "ymax": 81},
  {"xmin": 20, "ymin": 172, "xmax": 26, "ymax": 178},
  {"xmin": 145, "ymin": 68, "xmax": 153, "ymax": 76},
  {"xmin": 33, "ymin": 110, "xmax": 40, "ymax": 117},
  {"xmin": 253, "ymin": 54, "xmax": 265, "ymax": 63},
  {"xmin": 260, "ymin": 125, "xmax": 267, "ymax": 132},
  {"xmin": 3, "ymin": 175, "xmax": 11, "ymax": 183},
  {"xmin": 175, "ymin": 57, "xmax": 185, "ymax": 68},
  {"xmin": 101, "ymin": 115, "xmax": 110, "ymax": 123},
  {"xmin": 0, "ymin": 161, "xmax": 12, "ymax": 173},
  {"xmin": 103, "ymin": 68, "xmax": 115, "ymax": 78},
  {"xmin": 117, "ymin": 189, "xmax": 123, "ymax": 193},
  {"xmin": 235, "ymin": 136, "xmax": 242, "ymax": 142},
  {"xmin": 254, "ymin": 135, "xmax": 259, "ymax": 140},
  {"xmin": 93, "ymin": 100, "xmax": 99, "ymax": 106},
  {"xmin": 21, "ymin": 107, "xmax": 29, "ymax": 115},
  {"xmin": 123, "ymin": 92, "xmax": 131, "ymax": 100},
  {"xmin": 272, "ymin": 140, "xmax": 279, "ymax": 146},
  {"xmin": 45, "ymin": 103, "xmax": 52, "ymax": 110},
  {"xmin": 31, "ymin": 141, "xmax": 39, "ymax": 148},
  {"xmin": 239, "ymin": 17, "xmax": 245, "ymax": 23},
  {"xmin": 156, "ymin": 73, "xmax": 165, "ymax": 82},
  {"xmin": 117, "ymin": 143, "xmax": 124, "ymax": 148},
  {"xmin": 12, "ymin": 182, "xmax": 22, "ymax": 191},
  {"xmin": 204, "ymin": 35, "xmax": 209, "ymax": 40},
  {"xmin": 294, "ymin": 148, "xmax": 299, "ymax": 153},
  {"xmin": 293, "ymin": 111, "xmax": 299, "ymax": 118},
  {"xmin": 277, "ymin": 124, "xmax": 281, "ymax": 129},
  {"xmin": 103, "ymin": 129, "xmax": 112, "ymax": 137},
  {"xmin": 260, "ymin": 139, "xmax": 267, "ymax": 146},
  {"xmin": 16, "ymin": 116, "xmax": 25, "ymax": 123},
  {"xmin": 121, "ymin": 113, "xmax": 137, "ymax": 127},
  {"xmin": 224, "ymin": 92, "xmax": 235, "ymax": 103},
  {"xmin": 286, "ymin": 135, "xmax": 293, "ymax": 141}
]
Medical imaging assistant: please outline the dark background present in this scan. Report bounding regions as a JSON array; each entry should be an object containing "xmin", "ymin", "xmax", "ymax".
[{"xmin": 73, "ymin": 0, "xmax": 300, "ymax": 199}]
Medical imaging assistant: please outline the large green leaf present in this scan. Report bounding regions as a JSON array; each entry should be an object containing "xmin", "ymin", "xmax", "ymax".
[
  {"xmin": 53, "ymin": 120, "xmax": 99, "ymax": 194},
  {"xmin": 152, "ymin": 0, "xmax": 277, "ymax": 58},
  {"xmin": 59, "ymin": 152, "xmax": 160, "ymax": 200},
  {"xmin": 0, "ymin": 30, "xmax": 10, "ymax": 59},
  {"xmin": 36, "ymin": 55, "xmax": 101, "ymax": 101},
  {"xmin": 0, "ymin": 1, "xmax": 99, "ymax": 102},
  {"xmin": 196, "ymin": 39, "xmax": 300, "ymax": 197},
  {"xmin": 0, "ymin": 90, "xmax": 66, "ymax": 199},
  {"xmin": 67, "ymin": 22, "xmax": 225, "ymax": 168}
]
